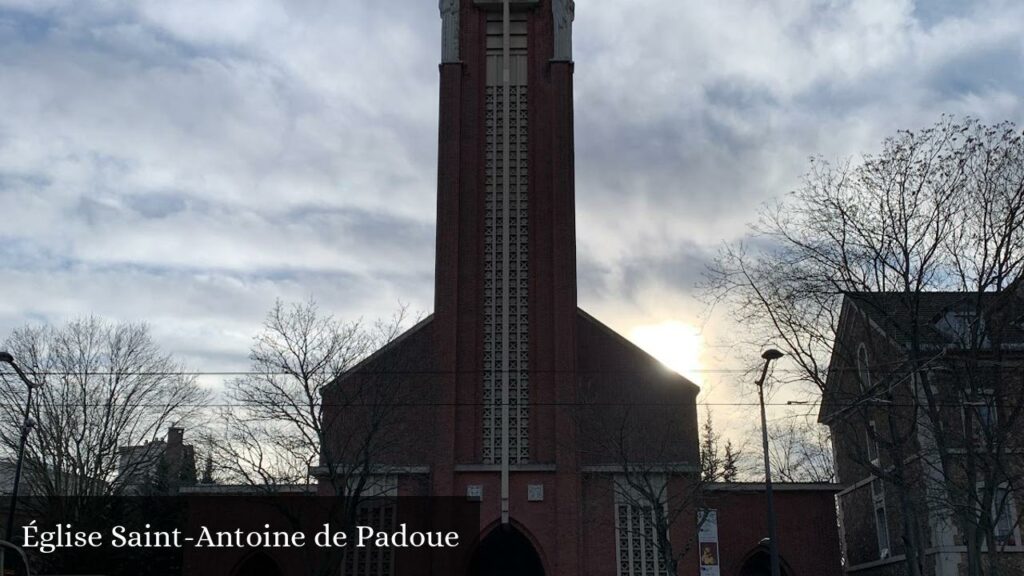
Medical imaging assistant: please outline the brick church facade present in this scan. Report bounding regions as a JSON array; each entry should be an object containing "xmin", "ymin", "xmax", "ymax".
[{"xmin": 317, "ymin": 2, "xmax": 845, "ymax": 576}]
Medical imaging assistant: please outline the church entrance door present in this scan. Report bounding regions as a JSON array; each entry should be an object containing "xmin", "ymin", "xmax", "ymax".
[
  {"xmin": 470, "ymin": 526, "xmax": 545, "ymax": 576},
  {"xmin": 231, "ymin": 551, "xmax": 283, "ymax": 576},
  {"xmin": 738, "ymin": 549, "xmax": 792, "ymax": 576}
]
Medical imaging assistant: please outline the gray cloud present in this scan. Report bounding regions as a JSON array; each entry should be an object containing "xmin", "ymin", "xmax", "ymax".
[
  {"xmin": 1, "ymin": 0, "xmax": 1023, "ymax": 389},
  {"xmin": 573, "ymin": 0, "xmax": 1024, "ymax": 328}
]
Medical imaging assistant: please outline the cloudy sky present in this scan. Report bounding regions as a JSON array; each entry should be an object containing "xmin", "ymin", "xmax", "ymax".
[{"xmin": 1, "ymin": 0, "xmax": 1023, "ymax": 433}]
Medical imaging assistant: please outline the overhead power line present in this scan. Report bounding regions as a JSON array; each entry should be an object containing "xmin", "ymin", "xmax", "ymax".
[
  {"xmin": 0, "ymin": 400, "xmax": 1002, "ymax": 409},
  {"xmin": 0, "ymin": 365, "xmax": 904, "ymax": 377}
]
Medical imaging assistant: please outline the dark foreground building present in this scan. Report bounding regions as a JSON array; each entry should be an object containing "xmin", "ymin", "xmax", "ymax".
[
  {"xmin": 313, "ymin": 2, "xmax": 845, "ymax": 576},
  {"xmin": 821, "ymin": 291, "xmax": 1024, "ymax": 576}
]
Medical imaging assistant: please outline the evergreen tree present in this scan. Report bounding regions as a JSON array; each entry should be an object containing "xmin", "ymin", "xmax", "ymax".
[
  {"xmin": 200, "ymin": 454, "xmax": 215, "ymax": 485},
  {"xmin": 722, "ymin": 440, "xmax": 739, "ymax": 482},
  {"xmin": 700, "ymin": 407, "xmax": 720, "ymax": 482}
]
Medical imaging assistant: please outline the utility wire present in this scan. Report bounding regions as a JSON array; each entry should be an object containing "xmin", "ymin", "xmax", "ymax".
[
  {"xmin": 0, "ymin": 364, "xmax": 910, "ymax": 377},
  {"xmin": 0, "ymin": 400, "xmax": 1002, "ymax": 408}
]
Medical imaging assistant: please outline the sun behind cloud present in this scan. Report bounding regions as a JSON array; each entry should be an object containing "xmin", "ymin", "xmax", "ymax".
[{"xmin": 628, "ymin": 320, "xmax": 704, "ymax": 385}]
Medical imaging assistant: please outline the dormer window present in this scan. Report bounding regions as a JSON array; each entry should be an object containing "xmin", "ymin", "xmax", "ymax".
[{"xmin": 936, "ymin": 309, "xmax": 988, "ymax": 347}]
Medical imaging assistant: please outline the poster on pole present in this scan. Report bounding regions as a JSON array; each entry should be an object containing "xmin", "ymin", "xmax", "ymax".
[{"xmin": 698, "ymin": 509, "xmax": 720, "ymax": 576}]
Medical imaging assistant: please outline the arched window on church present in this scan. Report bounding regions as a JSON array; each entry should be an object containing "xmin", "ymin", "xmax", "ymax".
[{"xmin": 857, "ymin": 343, "xmax": 871, "ymax": 392}]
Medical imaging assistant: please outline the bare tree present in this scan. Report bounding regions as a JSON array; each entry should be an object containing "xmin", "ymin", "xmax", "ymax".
[
  {"xmin": 705, "ymin": 117, "xmax": 1024, "ymax": 576},
  {"xmin": 205, "ymin": 299, "xmax": 416, "ymax": 576},
  {"xmin": 575, "ymin": 376, "xmax": 707, "ymax": 576},
  {"xmin": 765, "ymin": 413, "xmax": 835, "ymax": 483},
  {"xmin": 0, "ymin": 317, "xmax": 208, "ymax": 498},
  {"xmin": 211, "ymin": 298, "xmax": 411, "ymax": 491}
]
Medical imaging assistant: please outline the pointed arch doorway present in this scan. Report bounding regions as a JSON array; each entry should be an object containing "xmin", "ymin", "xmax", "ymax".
[
  {"xmin": 231, "ymin": 551, "xmax": 283, "ymax": 576},
  {"xmin": 470, "ymin": 526, "xmax": 545, "ymax": 576},
  {"xmin": 738, "ymin": 547, "xmax": 793, "ymax": 576}
]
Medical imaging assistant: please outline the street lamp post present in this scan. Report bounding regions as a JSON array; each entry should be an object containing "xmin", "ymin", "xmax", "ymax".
[
  {"xmin": 756, "ymin": 348, "xmax": 785, "ymax": 576},
  {"xmin": 1, "ymin": 352, "xmax": 41, "ymax": 541}
]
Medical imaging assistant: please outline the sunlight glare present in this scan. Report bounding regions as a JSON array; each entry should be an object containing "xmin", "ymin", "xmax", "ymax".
[{"xmin": 629, "ymin": 321, "xmax": 703, "ymax": 385}]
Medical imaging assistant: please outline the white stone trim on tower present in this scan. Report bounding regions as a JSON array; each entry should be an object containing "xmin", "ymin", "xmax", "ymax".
[
  {"xmin": 552, "ymin": 0, "xmax": 574, "ymax": 61},
  {"xmin": 440, "ymin": 0, "xmax": 459, "ymax": 63}
]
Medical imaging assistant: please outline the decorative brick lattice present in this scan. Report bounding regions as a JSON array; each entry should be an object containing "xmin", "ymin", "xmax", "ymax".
[
  {"xmin": 615, "ymin": 504, "xmax": 668, "ymax": 576},
  {"xmin": 483, "ymin": 13, "xmax": 529, "ymax": 465},
  {"xmin": 614, "ymin": 477, "xmax": 669, "ymax": 576},
  {"xmin": 344, "ymin": 501, "xmax": 395, "ymax": 576}
]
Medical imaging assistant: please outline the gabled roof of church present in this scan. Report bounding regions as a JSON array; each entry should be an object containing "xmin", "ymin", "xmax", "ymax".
[
  {"xmin": 326, "ymin": 308, "xmax": 701, "ymax": 394},
  {"xmin": 324, "ymin": 313, "xmax": 435, "ymax": 391},
  {"xmin": 576, "ymin": 308, "xmax": 701, "ymax": 393}
]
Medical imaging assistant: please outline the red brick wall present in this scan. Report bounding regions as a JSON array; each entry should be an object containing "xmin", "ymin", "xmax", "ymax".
[{"xmin": 704, "ymin": 489, "xmax": 844, "ymax": 576}]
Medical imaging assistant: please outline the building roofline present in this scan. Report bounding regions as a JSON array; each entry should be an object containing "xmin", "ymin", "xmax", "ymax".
[
  {"xmin": 576, "ymin": 307, "xmax": 701, "ymax": 393},
  {"xmin": 324, "ymin": 313, "xmax": 435, "ymax": 391},
  {"xmin": 704, "ymin": 482, "xmax": 843, "ymax": 492},
  {"xmin": 179, "ymin": 484, "xmax": 316, "ymax": 495}
]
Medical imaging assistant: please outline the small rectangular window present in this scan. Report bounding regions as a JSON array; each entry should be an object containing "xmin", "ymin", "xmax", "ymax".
[
  {"xmin": 875, "ymin": 504, "xmax": 890, "ymax": 557},
  {"xmin": 866, "ymin": 421, "xmax": 879, "ymax": 464},
  {"xmin": 871, "ymin": 478, "xmax": 889, "ymax": 558},
  {"xmin": 993, "ymin": 485, "xmax": 1018, "ymax": 547},
  {"xmin": 965, "ymin": 392, "xmax": 998, "ymax": 449},
  {"xmin": 974, "ymin": 482, "xmax": 1019, "ymax": 549},
  {"xmin": 976, "ymin": 403, "xmax": 997, "ymax": 435}
]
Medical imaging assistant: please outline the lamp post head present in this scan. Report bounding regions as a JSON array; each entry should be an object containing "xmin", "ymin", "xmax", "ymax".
[
  {"xmin": 761, "ymin": 348, "xmax": 784, "ymax": 361},
  {"xmin": 0, "ymin": 352, "xmax": 42, "ymax": 389}
]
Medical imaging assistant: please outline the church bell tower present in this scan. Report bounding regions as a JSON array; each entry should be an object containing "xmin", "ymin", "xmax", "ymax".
[
  {"xmin": 324, "ymin": 7, "xmax": 702, "ymax": 574},
  {"xmin": 432, "ymin": 0, "xmax": 579, "ymax": 527}
]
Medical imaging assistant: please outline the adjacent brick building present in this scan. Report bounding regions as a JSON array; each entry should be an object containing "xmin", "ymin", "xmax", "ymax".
[
  {"xmin": 821, "ymin": 291, "xmax": 1024, "ymax": 576},
  {"xmin": 118, "ymin": 426, "xmax": 198, "ymax": 495}
]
